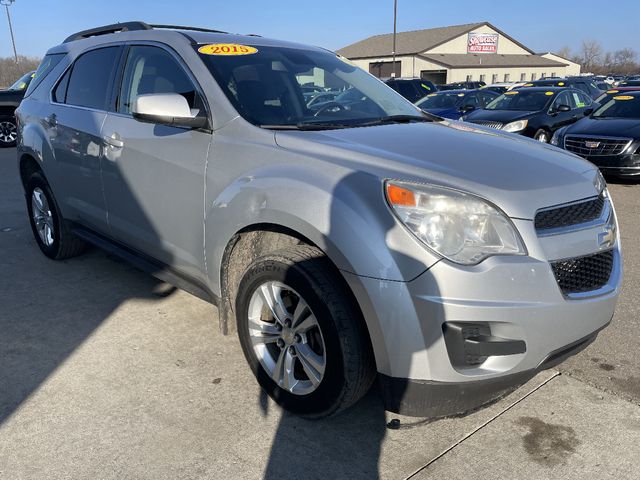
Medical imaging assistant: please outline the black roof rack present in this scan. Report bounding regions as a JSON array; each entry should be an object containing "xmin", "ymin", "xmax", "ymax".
[
  {"xmin": 63, "ymin": 22, "xmax": 228, "ymax": 44},
  {"xmin": 63, "ymin": 21, "xmax": 152, "ymax": 43},
  {"xmin": 150, "ymin": 24, "xmax": 228, "ymax": 34}
]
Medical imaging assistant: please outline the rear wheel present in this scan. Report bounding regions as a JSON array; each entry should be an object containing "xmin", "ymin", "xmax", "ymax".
[
  {"xmin": 534, "ymin": 129, "xmax": 550, "ymax": 143},
  {"xmin": 0, "ymin": 116, "xmax": 17, "ymax": 147},
  {"xmin": 236, "ymin": 245, "xmax": 375, "ymax": 418},
  {"xmin": 26, "ymin": 172, "xmax": 86, "ymax": 259}
]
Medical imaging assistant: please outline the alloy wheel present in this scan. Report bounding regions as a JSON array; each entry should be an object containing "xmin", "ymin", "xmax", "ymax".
[
  {"xmin": 31, "ymin": 188, "xmax": 55, "ymax": 247},
  {"xmin": 247, "ymin": 281, "xmax": 327, "ymax": 395},
  {"xmin": 0, "ymin": 120, "xmax": 17, "ymax": 144}
]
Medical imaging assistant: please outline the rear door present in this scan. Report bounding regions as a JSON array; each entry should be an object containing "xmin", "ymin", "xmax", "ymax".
[
  {"xmin": 48, "ymin": 46, "xmax": 121, "ymax": 232},
  {"xmin": 100, "ymin": 44, "xmax": 212, "ymax": 280}
]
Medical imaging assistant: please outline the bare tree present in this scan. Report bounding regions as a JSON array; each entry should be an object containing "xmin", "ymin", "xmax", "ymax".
[
  {"xmin": 556, "ymin": 46, "xmax": 572, "ymax": 60},
  {"xmin": 613, "ymin": 48, "xmax": 637, "ymax": 74},
  {"xmin": 0, "ymin": 56, "xmax": 41, "ymax": 88},
  {"xmin": 579, "ymin": 39, "xmax": 603, "ymax": 73}
]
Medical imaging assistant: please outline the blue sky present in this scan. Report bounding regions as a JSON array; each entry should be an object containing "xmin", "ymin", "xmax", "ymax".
[{"xmin": 1, "ymin": 0, "xmax": 638, "ymax": 59}]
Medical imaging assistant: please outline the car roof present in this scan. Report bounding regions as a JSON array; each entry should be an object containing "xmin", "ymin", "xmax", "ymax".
[
  {"xmin": 48, "ymin": 22, "xmax": 327, "ymax": 55},
  {"xmin": 517, "ymin": 86, "xmax": 570, "ymax": 92}
]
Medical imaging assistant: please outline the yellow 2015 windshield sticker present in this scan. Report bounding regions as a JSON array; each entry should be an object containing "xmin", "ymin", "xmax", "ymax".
[
  {"xmin": 557, "ymin": 82, "xmax": 565, "ymax": 86},
  {"xmin": 613, "ymin": 95, "xmax": 635, "ymax": 100},
  {"xmin": 607, "ymin": 90, "xmax": 618, "ymax": 94},
  {"xmin": 505, "ymin": 91, "xmax": 519, "ymax": 95},
  {"xmin": 198, "ymin": 44, "xmax": 258, "ymax": 56},
  {"xmin": 524, "ymin": 83, "xmax": 534, "ymax": 87}
]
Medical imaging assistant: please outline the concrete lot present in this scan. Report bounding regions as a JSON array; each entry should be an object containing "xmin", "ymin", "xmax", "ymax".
[{"xmin": 0, "ymin": 146, "xmax": 639, "ymax": 479}]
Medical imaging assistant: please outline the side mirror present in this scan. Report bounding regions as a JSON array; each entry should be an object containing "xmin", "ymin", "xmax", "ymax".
[
  {"xmin": 132, "ymin": 93, "xmax": 207, "ymax": 129},
  {"xmin": 460, "ymin": 105, "xmax": 476, "ymax": 113},
  {"xmin": 557, "ymin": 104, "xmax": 571, "ymax": 113},
  {"xmin": 584, "ymin": 108, "xmax": 594, "ymax": 116}
]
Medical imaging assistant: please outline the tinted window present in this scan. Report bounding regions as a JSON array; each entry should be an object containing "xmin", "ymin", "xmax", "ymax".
[
  {"xmin": 394, "ymin": 82, "xmax": 421, "ymax": 102},
  {"xmin": 53, "ymin": 68, "xmax": 71, "ymax": 103},
  {"xmin": 65, "ymin": 47, "xmax": 120, "ymax": 110},
  {"xmin": 8, "ymin": 71, "xmax": 33, "ymax": 91},
  {"xmin": 415, "ymin": 92, "xmax": 461, "ymax": 109},
  {"xmin": 485, "ymin": 90, "xmax": 552, "ymax": 111},
  {"xmin": 593, "ymin": 95, "xmax": 640, "ymax": 118},
  {"xmin": 554, "ymin": 91, "xmax": 573, "ymax": 109},
  {"xmin": 25, "ymin": 53, "xmax": 66, "ymax": 96},
  {"xmin": 118, "ymin": 46, "xmax": 200, "ymax": 114}
]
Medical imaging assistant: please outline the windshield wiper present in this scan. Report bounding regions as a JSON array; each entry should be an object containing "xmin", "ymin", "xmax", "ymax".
[
  {"xmin": 259, "ymin": 123, "xmax": 352, "ymax": 131},
  {"xmin": 355, "ymin": 114, "xmax": 438, "ymax": 127}
]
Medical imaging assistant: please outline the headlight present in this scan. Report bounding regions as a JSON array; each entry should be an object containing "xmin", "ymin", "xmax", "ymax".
[
  {"xmin": 550, "ymin": 127, "xmax": 566, "ymax": 146},
  {"xmin": 385, "ymin": 181, "xmax": 526, "ymax": 265},
  {"xmin": 501, "ymin": 119, "xmax": 528, "ymax": 133}
]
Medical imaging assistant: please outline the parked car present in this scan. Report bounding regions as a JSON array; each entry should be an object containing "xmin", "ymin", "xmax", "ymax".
[
  {"xmin": 438, "ymin": 81, "xmax": 486, "ymax": 91},
  {"xmin": 595, "ymin": 86, "xmax": 640, "ymax": 105},
  {"xmin": 481, "ymin": 83, "xmax": 513, "ymax": 94},
  {"xmin": 16, "ymin": 22, "xmax": 621, "ymax": 419},
  {"xmin": 522, "ymin": 77, "xmax": 602, "ymax": 100},
  {"xmin": 552, "ymin": 90, "xmax": 640, "ymax": 178},
  {"xmin": 415, "ymin": 89, "xmax": 498, "ymax": 120},
  {"xmin": 463, "ymin": 87, "xmax": 594, "ymax": 142},
  {"xmin": 618, "ymin": 79, "xmax": 640, "ymax": 87},
  {"xmin": 384, "ymin": 77, "xmax": 437, "ymax": 103},
  {"xmin": 596, "ymin": 82, "xmax": 610, "ymax": 92},
  {"xmin": 0, "ymin": 70, "xmax": 35, "ymax": 147}
]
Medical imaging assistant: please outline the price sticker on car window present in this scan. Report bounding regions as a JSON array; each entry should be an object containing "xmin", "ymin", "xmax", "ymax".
[
  {"xmin": 607, "ymin": 90, "xmax": 618, "ymax": 94},
  {"xmin": 545, "ymin": 91, "xmax": 554, "ymax": 96},
  {"xmin": 198, "ymin": 44, "xmax": 258, "ymax": 56},
  {"xmin": 524, "ymin": 83, "xmax": 533, "ymax": 87},
  {"xmin": 557, "ymin": 82, "xmax": 565, "ymax": 86},
  {"xmin": 613, "ymin": 95, "xmax": 635, "ymax": 100},
  {"xmin": 505, "ymin": 91, "xmax": 519, "ymax": 95}
]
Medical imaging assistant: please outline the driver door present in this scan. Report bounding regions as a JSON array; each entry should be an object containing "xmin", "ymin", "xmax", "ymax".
[{"xmin": 100, "ymin": 44, "xmax": 212, "ymax": 281}]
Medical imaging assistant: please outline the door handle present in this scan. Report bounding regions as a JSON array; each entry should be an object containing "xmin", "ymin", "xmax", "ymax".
[{"xmin": 103, "ymin": 133, "xmax": 124, "ymax": 148}]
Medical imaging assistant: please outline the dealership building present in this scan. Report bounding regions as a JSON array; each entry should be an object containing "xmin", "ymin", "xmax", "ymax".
[{"xmin": 337, "ymin": 22, "xmax": 581, "ymax": 84}]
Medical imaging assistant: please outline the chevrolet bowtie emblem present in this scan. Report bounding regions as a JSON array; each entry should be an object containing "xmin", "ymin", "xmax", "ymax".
[
  {"xmin": 598, "ymin": 224, "xmax": 616, "ymax": 249},
  {"xmin": 585, "ymin": 141, "xmax": 601, "ymax": 149}
]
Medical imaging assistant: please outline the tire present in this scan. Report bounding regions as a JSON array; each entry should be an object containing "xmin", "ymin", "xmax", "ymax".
[
  {"xmin": 26, "ymin": 172, "xmax": 86, "ymax": 259},
  {"xmin": 534, "ymin": 129, "xmax": 550, "ymax": 143},
  {"xmin": 236, "ymin": 245, "xmax": 375, "ymax": 418},
  {"xmin": 0, "ymin": 115, "xmax": 18, "ymax": 148}
]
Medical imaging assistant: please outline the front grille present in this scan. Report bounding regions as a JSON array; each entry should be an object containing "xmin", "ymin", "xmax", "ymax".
[
  {"xmin": 469, "ymin": 120, "xmax": 503, "ymax": 130},
  {"xmin": 564, "ymin": 136, "xmax": 632, "ymax": 157},
  {"xmin": 551, "ymin": 250, "xmax": 614, "ymax": 295},
  {"xmin": 535, "ymin": 195, "xmax": 605, "ymax": 232}
]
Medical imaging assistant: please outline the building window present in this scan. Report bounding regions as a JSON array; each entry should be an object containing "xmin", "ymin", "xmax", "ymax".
[
  {"xmin": 504, "ymin": 73, "xmax": 510, "ymax": 82},
  {"xmin": 466, "ymin": 74, "xmax": 472, "ymax": 82},
  {"xmin": 531, "ymin": 73, "xmax": 537, "ymax": 81},
  {"xmin": 368, "ymin": 61, "xmax": 401, "ymax": 78},
  {"xmin": 479, "ymin": 74, "xmax": 486, "ymax": 83},
  {"xmin": 551, "ymin": 72, "xmax": 556, "ymax": 78},
  {"xmin": 520, "ymin": 73, "xmax": 526, "ymax": 81},
  {"xmin": 492, "ymin": 74, "xmax": 498, "ymax": 83},
  {"xmin": 541, "ymin": 72, "xmax": 546, "ymax": 79}
]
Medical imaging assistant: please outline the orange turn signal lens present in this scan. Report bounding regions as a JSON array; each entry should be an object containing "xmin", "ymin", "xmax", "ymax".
[{"xmin": 386, "ymin": 184, "xmax": 416, "ymax": 206}]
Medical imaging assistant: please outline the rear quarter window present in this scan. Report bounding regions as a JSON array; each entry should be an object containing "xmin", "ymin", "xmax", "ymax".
[
  {"xmin": 64, "ymin": 47, "xmax": 120, "ymax": 110},
  {"xmin": 24, "ymin": 53, "xmax": 66, "ymax": 97}
]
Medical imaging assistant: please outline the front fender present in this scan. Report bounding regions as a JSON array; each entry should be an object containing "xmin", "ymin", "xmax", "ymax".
[{"xmin": 205, "ymin": 164, "xmax": 440, "ymax": 295}]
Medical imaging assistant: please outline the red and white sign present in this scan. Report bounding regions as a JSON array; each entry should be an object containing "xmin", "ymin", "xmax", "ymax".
[{"xmin": 467, "ymin": 33, "xmax": 499, "ymax": 53}]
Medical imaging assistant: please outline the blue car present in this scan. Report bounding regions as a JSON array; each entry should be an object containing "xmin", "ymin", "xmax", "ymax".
[{"xmin": 415, "ymin": 89, "xmax": 499, "ymax": 120}]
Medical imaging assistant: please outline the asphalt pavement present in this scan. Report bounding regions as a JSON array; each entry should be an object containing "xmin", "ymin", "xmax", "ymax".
[{"xmin": 0, "ymin": 146, "xmax": 638, "ymax": 479}]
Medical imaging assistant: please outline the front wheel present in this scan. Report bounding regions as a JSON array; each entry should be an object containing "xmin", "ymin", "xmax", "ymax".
[
  {"xmin": 0, "ymin": 116, "xmax": 18, "ymax": 147},
  {"xmin": 534, "ymin": 129, "xmax": 550, "ymax": 143},
  {"xmin": 236, "ymin": 245, "xmax": 375, "ymax": 418}
]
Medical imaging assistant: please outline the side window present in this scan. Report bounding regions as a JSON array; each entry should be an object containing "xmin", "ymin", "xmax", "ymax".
[
  {"xmin": 478, "ymin": 92, "xmax": 496, "ymax": 107},
  {"xmin": 53, "ymin": 68, "xmax": 71, "ymax": 103},
  {"xmin": 118, "ymin": 46, "xmax": 201, "ymax": 115},
  {"xmin": 574, "ymin": 82, "xmax": 591, "ymax": 95},
  {"xmin": 574, "ymin": 91, "xmax": 592, "ymax": 108},
  {"xmin": 552, "ymin": 91, "xmax": 571, "ymax": 110},
  {"xmin": 25, "ymin": 53, "xmax": 66, "ymax": 97},
  {"xmin": 461, "ymin": 94, "xmax": 479, "ymax": 108},
  {"xmin": 65, "ymin": 47, "xmax": 120, "ymax": 110}
]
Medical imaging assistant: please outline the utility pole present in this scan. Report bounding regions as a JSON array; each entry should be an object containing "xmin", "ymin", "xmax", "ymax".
[
  {"xmin": 1, "ymin": 0, "xmax": 18, "ymax": 63},
  {"xmin": 392, "ymin": 0, "xmax": 397, "ymax": 77}
]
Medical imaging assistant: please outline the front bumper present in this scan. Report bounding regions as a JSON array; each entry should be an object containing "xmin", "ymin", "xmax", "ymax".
[
  {"xmin": 581, "ymin": 153, "xmax": 640, "ymax": 178},
  {"xmin": 343, "ymin": 215, "xmax": 622, "ymax": 417}
]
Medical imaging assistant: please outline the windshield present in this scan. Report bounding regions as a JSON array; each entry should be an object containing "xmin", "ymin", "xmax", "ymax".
[
  {"xmin": 416, "ymin": 92, "xmax": 462, "ymax": 109},
  {"xmin": 485, "ymin": 90, "xmax": 552, "ymax": 111},
  {"xmin": 593, "ymin": 95, "xmax": 640, "ymax": 118},
  {"xmin": 8, "ymin": 71, "xmax": 34, "ymax": 91},
  {"xmin": 196, "ymin": 44, "xmax": 422, "ymax": 128}
]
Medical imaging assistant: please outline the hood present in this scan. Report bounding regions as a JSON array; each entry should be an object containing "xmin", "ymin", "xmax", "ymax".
[
  {"xmin": 274, "ymin": 121, "xmax": 598, "ymax": 220},
  {"xmin": 565, "ymin": 116, "xmax": 640, "ymax": 137},
  {"xmin": 422, "ymin": 107, "xmax": 462, "ymax": 120},
  {"xmin": 464, "ymin": 109, "xmax": 537, "ymax": 124}
]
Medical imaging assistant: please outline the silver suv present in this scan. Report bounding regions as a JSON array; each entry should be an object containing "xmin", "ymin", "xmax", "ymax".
[{"xmin": 16, "ymin": 22, "xmax": 622, "ymax": 418}]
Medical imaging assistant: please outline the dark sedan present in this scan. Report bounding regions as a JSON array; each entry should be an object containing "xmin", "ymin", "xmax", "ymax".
[
  {"xmin": 415, "ymin": 89, "xmax": 498, "ymax": 120},
  {"xmin": 552, "ymin": 91, "xmax": 640, "ymax": 178},
  {"xmin": 462, "ymin": 87, "xmax": 594, "ymax": 142}
]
